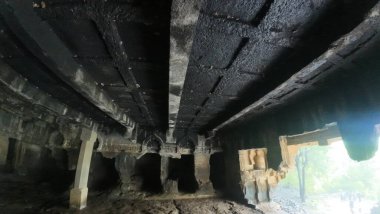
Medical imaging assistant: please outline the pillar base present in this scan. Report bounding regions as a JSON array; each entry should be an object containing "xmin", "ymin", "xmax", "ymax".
[
  {"xmin": 162, "ymin": 180, "xmax": 179, "ymax": 194},
  {"xmin": 70, "ymin": 187, "xmax": 88, "ymax": 210},
  {"xmin": 198, "ymin": 182, "xmax": 214, "ymax": 193}
]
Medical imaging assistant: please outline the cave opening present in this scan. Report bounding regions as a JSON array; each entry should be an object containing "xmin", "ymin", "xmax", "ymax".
[
  {"xmin": 166, "ymin": 157, "xmax": 179, "ymax": 180},
  {"xmin": 273, "ymin": 139, "xmax": 380, "ymax": 213},
  {"xmin": 177, "ymin": 155, "xmax": 198, "ymax": 193},
  {"xmin": 5, "ymin": 138, "xmax": 17, "ymax": 172},
  {"xmin": 135, "ymin": 153, "xmax": 162, "ymax": 193},
  {"xmin": 41, "ymin": 147, "xmax": 74, "ymax": 192},
  {"xmin": 0, "ymin": 0, "xmax": 378, "ymax": 212},
  {"xmin": 89, "ymin": 153, "xmax": 120, "ymax": 191},
  {"xmin": 210, "ymin": 152, "xmax": 225, "ymax": 191}
]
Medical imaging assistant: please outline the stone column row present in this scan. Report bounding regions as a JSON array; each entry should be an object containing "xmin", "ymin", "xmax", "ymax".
[
  {"xmin": 69, "ymin": 132, "xmax": 215, "ymax": 209},
  {"xmin": 160, "ymin": 153, "xmax": 214, "ymax": 194}
]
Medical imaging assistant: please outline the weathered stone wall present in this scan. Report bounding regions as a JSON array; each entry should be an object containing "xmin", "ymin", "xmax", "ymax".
[
  {"xmin": 218, "ymin": 33, "xmax": 380, "ymax": 201},
  {"xmin": 0, "ymin": 139, "xmax": 75, "ymax": 193}
]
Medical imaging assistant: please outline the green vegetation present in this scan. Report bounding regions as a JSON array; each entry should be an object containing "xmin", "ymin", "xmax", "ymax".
[{"xmin": 279, "ymin": 141, "xmax": 380, "ymax": 200}]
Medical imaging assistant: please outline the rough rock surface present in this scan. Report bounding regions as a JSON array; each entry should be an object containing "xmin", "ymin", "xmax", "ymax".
[
  {"xmin": 53, "ymin": 198, "xmax": 263, "ymax": 214},
  {"xmin": 0, "ymin": 173, "xmax": 261, "ymax": 214}
]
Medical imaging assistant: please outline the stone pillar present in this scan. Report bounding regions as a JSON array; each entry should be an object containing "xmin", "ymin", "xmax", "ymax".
[
  {"xmin": 238, "ymin": 148, "xmax": 270, "ymax": 205},
  {"xmin": 194, "ymin": 152, "xmax": 213, "ymax": 193},
  {"xmin": 160, "ymin": 156, "xmax": 169, "ymax": 188},
  {"xmin": 0, "ymin": 135, "xmax": 9, "ymax": 167},
  {"xmin": 13, "ymin": 142, "xmax": 27, "ymax": 175},
  {"xmin": 194, "ymin": 135, "xmax": 213, "ymax": 193},
  {"xmin": 239, "ymin": 149, "xmax": 254, "ymax": 171},
  {"xmin": 69, "ymin": 128, "xmax": 97, "ymax": 210},
  {"xmin": 115, "ymin": 153, "xmax": 141, "ymax": 198},
  {"xmin": 160, "ymin": 156, "xmax": 178, "ymax": 194},
  {"xmin": 254, "ymin": 149, "xmax": 267, "ymax": 170}
]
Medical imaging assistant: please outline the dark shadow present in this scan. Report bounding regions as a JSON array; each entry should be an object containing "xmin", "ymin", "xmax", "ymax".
[
  {"xmin": 167, "ymin": 157, "xmax": 180, "ymax": 180},
  {"xmin": 5, "ymin": 138, "xmax": 17, "ymax": 172},
  {"xmin": 210, "ymin": 152, "xmax": 226, "ymax": 190},
  {"xmin": 40, "ymin": 148, "xmax": 74, "ymax": 193},
  {"xmin": 178, "ymin": 155, "xmax": 198, "ymax": 193},
  {"xmin": 135, "ymin": 153, "xmax": 162, "ymax": 193},
  {"xmin": 89, "ymin": 153, "xmax": 120, "ymax": 192}
]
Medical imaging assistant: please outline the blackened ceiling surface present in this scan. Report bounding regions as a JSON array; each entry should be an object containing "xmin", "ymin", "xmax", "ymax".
[
  {"xmin": 0, "ymin": 0, "xmax": 378, "ymax": 134},
  {"xmin": 39, "ymin": 0, "xmax": 171, "ymax": 128},
  {"xmin": 176, "ymin": 0, "xmax": 378, "ymax": 133},
  {"xmin": 0, "ymin": 0, "xmax": 170, "ymax": 129},
  {"xmin": 0, "ymin": 14, "xmax": 118, "ymax": 125}
]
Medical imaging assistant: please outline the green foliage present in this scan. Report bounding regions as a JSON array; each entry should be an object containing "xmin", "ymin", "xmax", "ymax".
[{"xmin": 278, "ymin": 142, "xmax": 380, "ymax": 200}]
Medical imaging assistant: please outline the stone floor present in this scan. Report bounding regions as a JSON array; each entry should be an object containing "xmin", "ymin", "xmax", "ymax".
[
  {"xmin": 50, "ymin": 198, "xmax": 263, "ymax": 214},
  {"xmin": 0, "ymin": 173, "xmax": 64, "ymax": 213},
  {"xmin": 0, "ymin": 173, "xmax": 262, "ymax": 214}
]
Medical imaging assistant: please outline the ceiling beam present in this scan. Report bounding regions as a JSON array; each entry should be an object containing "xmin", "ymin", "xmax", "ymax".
[
  {"xmin": 91, "ymin": 16, "xmax": 155, "ymax": 127},
  {"xmin": 0, "ymin": 0, "xmax": 135, "ymax": 128},
  {"xmin": 0, "ymin": 58, "xmax": 92, "ymax": 125},
  {"xmin": 168, "ymin": 0, "xmax": 204, "ymax": 134}
]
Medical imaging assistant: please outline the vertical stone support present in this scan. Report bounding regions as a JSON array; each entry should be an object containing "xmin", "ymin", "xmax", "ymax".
[
  {"xmin": 0, "ymin": 135, "xmax": 9, "ymax": 167},
  {"xmin": 238, "ymin": 148, "xmax": 270, "ymax": 205},
  {"xmin": 115, "ymin": 153, "xmax": 141, "ymax": 198},
  {"xmin": 160, "ymin": 156, "xmax": 178, "ymax": 194},
  {"xmin": 194, "ymin": 152, "xmax": 213, "ymax": 193},
  {"xmin": 69, "ymin": 128, "xmax": 97, "ymax": 210},
  {"xmin": 254, "ymin": 149, "xmax": 267, "ymax": 170},
  {"xmin": 13, "ymin": 142, "xmax": 27, "ymax": 175},
  {"xmin": 161, "ymin": 156, "xmax": 170, "ymax": 187},
  {"xmin": 279, "ymin": 136, "xmax": 291, "ymax": 167},
  {"xmin": 193, "ymin": 135, "xmax": 213, "ymax": 193}
]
